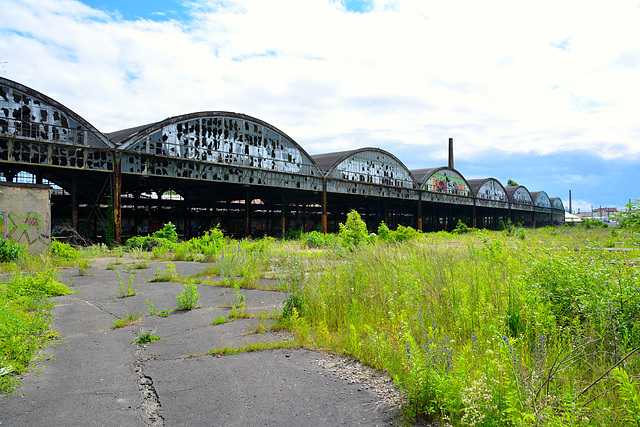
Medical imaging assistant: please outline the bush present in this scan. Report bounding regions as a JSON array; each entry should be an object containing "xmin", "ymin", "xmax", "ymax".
[
  {"xmin": 153, "ymin": 222, "xmax": 178, "ymax": 243},
  {"xmin": 339, "ymin": 210, "xmax": 369, "ymax": 248},
  {"xmin": 451, "ymin": 219, "xmax": 470, "ymax": 234},
  {"xmin": 176, "ymin": 282, "xmax": 200, "ymax": 311},
  {"xmin": 0, "ymin": 239, "xmax": 26, "ymax": 262},
  {"xmin": 302, "ymin": 231, "xmax": 338, "ymax": 248},
  {"xmin": 49, "ymin": 240, "xmax": 79, "ymax": 260},
  {"xmin": 376, "ymin": 222, "xmax": 421, "ymax": 242}
]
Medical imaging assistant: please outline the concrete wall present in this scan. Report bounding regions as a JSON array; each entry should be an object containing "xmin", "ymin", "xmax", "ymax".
[{"xmin": 0, "ymin": 182, "xmax": 51, "ymax": 253}]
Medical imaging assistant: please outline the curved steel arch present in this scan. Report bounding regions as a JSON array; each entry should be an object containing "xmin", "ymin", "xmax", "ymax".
[
  {"xmin": 530, "ymin": 191, "xmax": 552, "ymax": 208},
  {"xmin": 116, "ymin": 111, "xmax": 323, "ymax": 192},
  {"xmin": 0, "ymin": 76, "xmax": 112, "ymax": 148},
  {"xmin": 314, "ymin": 147, "xmax": 418, "ymax": 199},
  {"xmin": 412, "ymin": 166, "xmax": 472, "ymax": 197},
  {"xmin": 467, "ymin": 178, "xmax": 508, "ymax": 201},
  {"xmin": 116, "ymin": 111, "xmax": 320, "ymax": 171},
  {"xmin": 550, "ymin": 197, "xmax": 564, "ymax": 211},
  {"xmin": 505, "ymin": 185, "xmax": 533, "ymax": 205}
]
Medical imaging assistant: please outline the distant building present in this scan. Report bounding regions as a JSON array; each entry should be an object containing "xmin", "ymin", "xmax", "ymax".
[{"xmin": 593, "ymin": 207, "xmax": 618, "ymax": 214}]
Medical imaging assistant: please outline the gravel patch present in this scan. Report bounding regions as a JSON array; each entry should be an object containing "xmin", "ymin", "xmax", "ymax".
[{"xmin": 315, "ymin": 353, "xmax": 407, "ymax": 410}]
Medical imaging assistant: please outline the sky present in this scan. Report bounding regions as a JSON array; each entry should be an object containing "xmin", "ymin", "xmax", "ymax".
[{"xmin": 1, "ymin": 0, "xmax": 639, "ymax": 213}]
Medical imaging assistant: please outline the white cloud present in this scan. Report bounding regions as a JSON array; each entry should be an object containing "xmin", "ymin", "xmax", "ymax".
[{"xmin": 1, "ymin": 0, "xmax": 639, "ymax": 185}]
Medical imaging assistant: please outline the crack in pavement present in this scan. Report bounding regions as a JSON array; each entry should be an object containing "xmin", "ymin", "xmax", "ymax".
[
  {"xmin": 62, "ymin": 295, "xmax": 119, "ymax": 318},
  {"xmin": 134, "ymin": 348, "xmax": 165, "ymax": 426}
]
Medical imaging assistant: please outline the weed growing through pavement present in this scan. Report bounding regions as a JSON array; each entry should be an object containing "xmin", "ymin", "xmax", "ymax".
[
  {"xmin": 150, "ymin": 262, "xmax": 179, "ymax": 282},
  {"xmin": 131, "ymin": 330, "xmax": 161, "ymax": 344},
  {"xmin": 115, "ymin": 271, "xmax": 139, "ymax": 298},
  {"xmin": 111, "ymin": 310, "xmax": 142, "ymax": 329},
  {"xmin": 77, "ymin": 259, "xmax": 90, "ymax": 276},
  {"xmin": 146, "ymin": 299, "xmax": 156, "ymax": 316},
  {"xmin": 158, "ymin": 309, "xmax": 170, "ymax": 317},
  {"xmin": 176, "ymin": 282, "xmax": 200, "ymax": 310},
  {"xmin": 212, "ymin": 315, "xmax": 229, "ymax": 325}
]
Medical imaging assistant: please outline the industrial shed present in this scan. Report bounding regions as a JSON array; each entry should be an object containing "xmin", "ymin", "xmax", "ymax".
[{"xmin": 0, "ymin": 76, "xmax": 565, "ymax": 242}]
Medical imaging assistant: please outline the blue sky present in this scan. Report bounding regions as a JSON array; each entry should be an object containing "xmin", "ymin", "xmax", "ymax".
[
  {"xmin": 80, "ymin": 0, "xmax": 193, "ymax": 21},
  {"xmin": 1, "ymin": 0, "xmax": 639, "ymax": 212}
]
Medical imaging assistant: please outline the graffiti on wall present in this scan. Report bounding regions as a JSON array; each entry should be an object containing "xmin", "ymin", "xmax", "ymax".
[
  {"xmin": 512, "ymin": 187, "xmax": 532, "ymax": 204},
  {"xmin": 0, "ymin": 212, "xmax": 5, "ymax": 238},
  {"xmin": 6, "ymin": 211, "xmax": 50, "ymax": 245},
  {"xmin": 425, "ymin": 172, "xmax": 470, "ymax": 196},
  {"xmin": 477, "ymin": 180, "xmax": 507, "ymax": 201}
]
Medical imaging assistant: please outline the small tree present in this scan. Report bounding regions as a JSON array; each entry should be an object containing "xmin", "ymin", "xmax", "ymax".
[
  {"xmin": 616, "ymin": 199, "xmax": 640, "ymax": 235},
  {"xmin": 339, "ymin": 210, "xmax": 369, "ymax": 247},
  {"xmin": 507, "ymin": 179, "xmax": 519, "ymax": 187}
]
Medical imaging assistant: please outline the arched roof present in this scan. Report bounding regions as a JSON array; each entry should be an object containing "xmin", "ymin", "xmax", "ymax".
[
  {"xmin": 530, "ymin": 191, "xmax": 552, "ymax": 208},
  {"xmin": 411, "ymin": 166, "xmax": 472, "ymax": 197},
  {"xmin": 0, "ymin": 76, "xmax": 112, "ymax": 148},
  {"xmin": 467, "ymin": 178, "xmax": 508, "ymax": 201},
  {"xmin": 312, "ymin": 147, "xmax": 416, "ymax": 188},
  {"xmin": 113, "ymin": 111, "xmax": 322, "ymax": 177},
  {"xmin": 505, "ymin": 185, "xmax": 533, "ymax": 204},
  {"xmin": 550, "ymin": 197, "xmax": 564, "ymax": 210}
]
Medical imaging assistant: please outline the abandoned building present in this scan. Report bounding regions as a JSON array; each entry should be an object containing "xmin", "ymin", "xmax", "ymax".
[{"xmin": 0, "ymin": 76, "xmax": 565, "ymax": 242}]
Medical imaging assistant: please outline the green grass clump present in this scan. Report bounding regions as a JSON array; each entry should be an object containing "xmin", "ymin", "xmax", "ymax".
[
  {"xmin": 131, "ymin": 331, "xmax": 161, "ymax": 344},
  {"xmin": 0, "ymin": 268, "xmax": 70, "ymax": 394},
  {"xmin": 111, "ymin": 310, "xmax": 142, "ymax": 329},
  {"xmin": 150, "ymin": 262, "xmax": 179, "ymax": 282},
  {"xmin": 0, "ymin": 239, "xmax": 26, "ymax": 262},
  {"xmin": 280, "ymin": 227, "xmax": 640, "ymax": 425},
  {"xmin": 49, "ymin": 240, "xmax": 79, "ymax": 261},
  {"xmin": 176, "ymin": 282, "xmax": 200, "ymax": 311}
]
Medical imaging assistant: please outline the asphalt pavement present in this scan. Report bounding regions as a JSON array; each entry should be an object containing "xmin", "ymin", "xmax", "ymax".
[{"xmin": 0, "ymin": 259, "xmax": 403, "ymax": 426}]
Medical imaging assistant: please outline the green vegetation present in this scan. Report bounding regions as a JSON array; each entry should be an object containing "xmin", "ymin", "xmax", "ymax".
[
  {"xmin": 4, "ymin": 212, "xmax": 640, "ymax": 425},
  {"xmin": 111, "ymin": 310, "xmax": 142, "ymax": 329},
  {"xmin": 115, "ymin": 271, "xmax": 138, "ymax": 298},
  {"xmin": 131, "ymin": 331, "xmax": 161, "ymax": 344},
  {"xmin": 0, "ymin": 239, "xmax": 26, "ymax": 262},
  {"xmin": 277, "ymin": 226, "xmax": 640, "ymax": 425},
  {"xmin": 175, "ymin": 282, "xmax": 200, "ymax": 311},
  {"xmin": 150, "ymin": 262, "xmax": 179, "ymax": 282},
  {"xmin": 145, "ymin": 299, "xmax": 156, "ymax": 316},
  {"xmin": 0, "ymin": 269, "xmax": 71, "ymax": 393}
]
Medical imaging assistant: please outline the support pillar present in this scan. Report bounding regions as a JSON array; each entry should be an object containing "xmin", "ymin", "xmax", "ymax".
[
  {"xmin": 472, "ymin": 202, "xmax": 477, "ymax": 229},
  {"xmin": 112, "ymin": 155, "xmax": 122, "ymax": 244},
  {"xmin": 281, "ymin": 193, "xmax": 286, "ymax": 235},
  {"xmin": 245, "ymin": 187, "xmax": 250, "ymax": 238},
  {"xmin": 417, "ymin": 195, "xmax": 423, "ymax": 232},
  {"xmin": 321, "ymin": 180, "xmax": 328, "ymax": 234},
  {"xmin": 71, "ymin": 175, "xmax": 79, "ymax": 232}
]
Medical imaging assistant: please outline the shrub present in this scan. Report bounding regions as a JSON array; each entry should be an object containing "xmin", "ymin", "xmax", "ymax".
[
  {"xmin": 394, "ymin": 225, "xmax": 420, "ymax": 241},
  {"xmin": 377, "ymin": 222, "xmax": 392, "ymax": 241},
  {"xmin": 153, "ymin": 222, "xmax": 178, "ymax": 243},
  {"xmin": 451, "ymin": 219, "xmax": 470, "ymax": 234},
  {"xmin": 302, "ymin": 231, "xmax": 338, "ymax": 248},
  {"xmin": 339, "ymin": 210, "xmax": 369, "ymax": 248},
  {"xmin": 176, "ymin": 282, "xmax": 200, "ymax": 311},
  {"xmin": 0, "ymin": 239, "xmax": 26, "ymax": 262},
  {"xmin": 5, "ymin": 269, "xmax": 71, "ymax": 298},
  {"xmin": 49, "ymin": 240, "xmax": 79, "ymax": 260},
  {"xmin": 281, "ymin": 293, "xmax": 305, "ymax": 319}
]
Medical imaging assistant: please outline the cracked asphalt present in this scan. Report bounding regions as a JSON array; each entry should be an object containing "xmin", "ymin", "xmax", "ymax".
[{"xmin": 1, "ymin": 260, "xmax": 403, "ymax": 426}]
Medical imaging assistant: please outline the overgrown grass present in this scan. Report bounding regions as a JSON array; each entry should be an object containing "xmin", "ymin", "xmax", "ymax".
[
  {"xmin": 5, "ymin": 219, "xmax": 640, "ymax": 426},
  {"xmin": 0, "ymin": 268, "xmax": 71, "ymax": 393},
  {"xmin": 111, "ymin": 310, "xmax": 142, "ymax": 329},
  {"xmin": 280, "ymin": 229, "xmax": 640, "ymax": 425}
]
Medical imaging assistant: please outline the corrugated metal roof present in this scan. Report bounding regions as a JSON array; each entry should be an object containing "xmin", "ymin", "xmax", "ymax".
[{"xmin": 107, "ymin": 122, "xmax": 159, "ymax": 145}]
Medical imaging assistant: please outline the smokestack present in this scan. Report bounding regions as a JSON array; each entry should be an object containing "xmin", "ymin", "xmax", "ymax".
[
  {"xmin": 448, "ymin": 137, "xmax": 454, "ymax": 169},
  {"xmin": 569, "ymin": 190, "xmax": 572, "ymax": 214}
]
